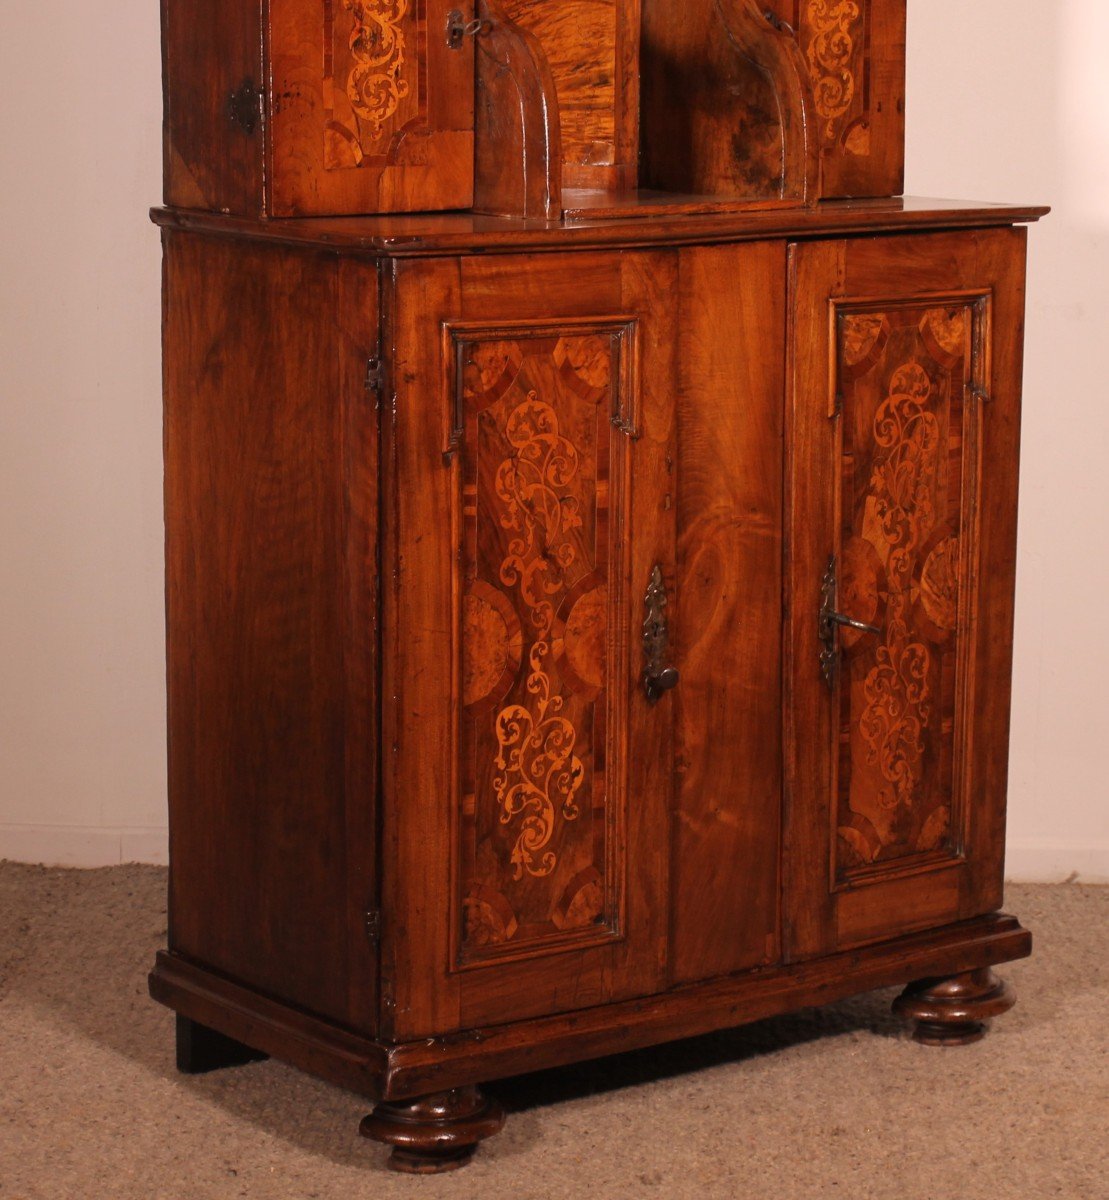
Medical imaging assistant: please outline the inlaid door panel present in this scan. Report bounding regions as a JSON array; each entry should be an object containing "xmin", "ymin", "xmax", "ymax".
[
  {"xmin": 833, "ymin": 301, "xmax": 975, "ymax": 880},
  {"xmin": 453, "ymin": 319, "xmax": 634, "ymax": 966},
  {"xmin": 382, "ymin": 252, "xmax": 676, "ymax": 1038},
  {"xmin": 268, "ymin": 0, "xmax": 475, "ymax": 216},
  {"xmin": 786, "ymin": 228, "xmax": 1028, "ymax": 960}
]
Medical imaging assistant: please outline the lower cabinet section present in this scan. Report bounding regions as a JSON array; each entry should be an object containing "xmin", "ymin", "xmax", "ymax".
[
  {"xmin": 154, "ymin": 216, "xmax": 1035, "ymax": 1172},
  {"xmin": 380, "ymin": 228, "xmax": 1028, "ymax": 1035}
]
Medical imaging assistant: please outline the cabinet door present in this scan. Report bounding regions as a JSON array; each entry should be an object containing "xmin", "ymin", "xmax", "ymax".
[
  {"xmin": 763, "ymin": 0, "xmax": 906, "ymax": 199},
  {"xmin": 382, "ymin": 252, "xmax": 676, "ymax": 1039},
  {"xmin": 785, "ymin": 229, "xmax": 1027, "ymax": 960},
  {"xmin": 268, "ymin": 1, "xmax": 474, "ymax": 216}
]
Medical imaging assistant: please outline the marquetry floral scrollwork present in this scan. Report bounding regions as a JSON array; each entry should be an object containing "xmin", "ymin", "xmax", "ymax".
[
  {"xmin": 496, "ymin": 394, "xmax": 583, "ymax": 634},
  {"xmin": 859, "ymin": 360, "xmax": 939, "ymax": 813},
  {"xmin": 870, "ymin": 362, "xmax": 940, "ymax": 580},
  {"xmin": 805, "ymin": 0, "xmax": 861, "ymax": 140},
  {"xmin": 344, "ymin": 0, "xmax": 410, "ymax": 143},
  {"xmin": 492, "ymin": 393, "xmax": 585, "ymax": 878},
  {"xmin": 494, "ymin": 643, "xmax": 585, "ymax": 880},
  {"xmin": 860, "ymin": 593, "xmax": 932, "ymax": 811}
]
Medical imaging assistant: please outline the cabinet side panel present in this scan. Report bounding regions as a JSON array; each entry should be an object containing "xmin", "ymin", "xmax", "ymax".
[
  {"xmin": 162, "ymin": 0, "xmax": 264, "ymax": 214},
  {"xmin": 164, "ymin": 233, "xmax": 379, "ymax": 1030},
  {"xmin": 338, "ymin": 258, "xmax": 383, "ymax": 1031},
  {"xmin": 959, "ymin": 228, "xmax": 1027, "ymax": 918},
  {"xmin": 672, "ymin": 243, "xmax": 785, "ymax": 983}
]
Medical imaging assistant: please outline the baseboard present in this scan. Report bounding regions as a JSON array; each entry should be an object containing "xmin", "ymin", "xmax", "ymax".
[
  {"xmin": 1004, "ymin": 839, "xmax": 1109, "ymax": 885},
  {"xmin": 2, "ymin": 825, "xmax": 1105, "ymax": 882},
  {"xmin": 0, "ymin": 823, "xmax": 168, "ymax": 867},
  {"xmin": 150, "ymin": 914, "xmax": 1031, "ymax": 1100}
]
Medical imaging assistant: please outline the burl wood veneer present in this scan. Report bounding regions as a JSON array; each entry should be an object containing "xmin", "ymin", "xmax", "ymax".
[{"xmin": 151, "ymin": 0, "xmax": 1046, "ymax": 1174}]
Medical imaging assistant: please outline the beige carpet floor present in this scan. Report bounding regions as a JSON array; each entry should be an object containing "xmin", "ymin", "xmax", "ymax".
[{"xmin": 0, "ymin": 864, "xmax": 1105, "ymax": 1199}]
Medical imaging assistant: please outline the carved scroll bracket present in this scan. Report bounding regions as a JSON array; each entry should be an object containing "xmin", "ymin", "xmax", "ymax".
[
  {"xmin": 640, "ymin": 0, "xmax": 822, "ymax": 206},
  {"xmin": 473, "ymin": 0, "xmax": 563, "ymax": 219}
]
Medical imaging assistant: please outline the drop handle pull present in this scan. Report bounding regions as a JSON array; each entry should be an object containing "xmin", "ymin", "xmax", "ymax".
[
  {"xmin": 643, "ymin": 565, "xmax": 680, "ymax": 704},
  {"xmin": 823, "ymin": 610, "xmax": 882, "ymax": 637}
]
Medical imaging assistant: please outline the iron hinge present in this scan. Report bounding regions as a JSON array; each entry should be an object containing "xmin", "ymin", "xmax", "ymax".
[
  {"xmin": 227, "ymin": 80, "xmax": 261, "ymax": 136},
  {"xmin": 365, "ymin": 357, "xmax": 386, "ymax": 397},
  {"xmin": 364, "ymin": 910, "xmax": 382, "ymax": 947}
]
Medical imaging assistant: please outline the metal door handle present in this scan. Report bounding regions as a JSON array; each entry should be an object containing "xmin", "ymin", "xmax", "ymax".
[
  {"xmin": 824, "ymin": 610, "xmax": 881, "ymax": 637},
  {"xmin": 819, "ymin": 556, "xmax": 882, "ymax": 687}
]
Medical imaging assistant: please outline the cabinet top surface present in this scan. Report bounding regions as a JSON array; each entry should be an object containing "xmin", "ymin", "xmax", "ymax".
[{"xmin": 153, "ymin": 196, "xmax": 1049, "ymax": 258}]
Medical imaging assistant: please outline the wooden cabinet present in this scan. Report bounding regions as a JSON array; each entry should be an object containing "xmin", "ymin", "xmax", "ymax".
[
  {"xmin": 149, "ymin": 0, "xmax": 1046, "ymax": 1177},
  {"xmin": 151, "ymin": 211, "xmax": 1043, "ymax": 1169}
]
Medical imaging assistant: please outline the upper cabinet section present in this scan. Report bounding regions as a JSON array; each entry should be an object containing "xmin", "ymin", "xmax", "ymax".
[
  {"xmin": 162, "ymin": 0, "xmax": 904, "ymax": 219},
  {"xmin": 163, "ymin": 0, "xmax": 475, "ymax": 217},
  {"xmin": 764, "ymin": 0, "xmax": 906, "ymax": 197}
]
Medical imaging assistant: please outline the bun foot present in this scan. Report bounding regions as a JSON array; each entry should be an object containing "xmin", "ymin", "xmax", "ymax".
[
  {"xmin": 360, "ymin": 1086, "xmax": 505, "ymax": 1173},
  {"xmin": 893, "ymin": 967, "xmax": 1016, "ymax": 1046}
]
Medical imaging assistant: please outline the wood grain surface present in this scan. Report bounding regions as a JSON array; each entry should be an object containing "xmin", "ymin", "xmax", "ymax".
[
  {"xmin": 671, "ymin": 242, "xmax": 785, "ymax": 983},
  {"xmin": 501, "ymin": 0, "xmax": 640, "ymax": 191}
]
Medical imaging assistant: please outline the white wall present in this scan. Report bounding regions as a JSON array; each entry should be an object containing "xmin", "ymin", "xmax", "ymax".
[
  {"xmin": 0, "ymin": 1, "xmax": 167, "ymax": 865},
  {"xmin": 0, "ymin": 2, "xmax": 1105, "ymax": 879},
  {"xmin": 906, "ymin": 0, "xmax": 1109, "ymax": 882}
]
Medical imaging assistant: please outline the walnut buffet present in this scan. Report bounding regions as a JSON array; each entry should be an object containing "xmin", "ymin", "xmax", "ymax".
[{"xmin": 149, "ymin": 0, "xmax": 1047, "ymax": 1173}]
